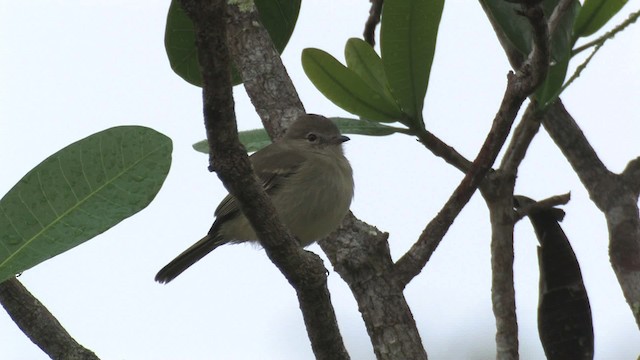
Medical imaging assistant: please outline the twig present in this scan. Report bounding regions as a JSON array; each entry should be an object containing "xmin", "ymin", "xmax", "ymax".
[
  {"xmin": 177, "ymin": 1, "xmax": 350, "ymax": 358},
  {"xmin": 364, "ymin": 0, "xmax": 384, "ymax": 46},
  {"xmin": 514, "ymin": 193, "xmax": 571, "ymax": 221},
  {"xmin": 500, "ymin": 102, "xmax": 542, "ymax": 175},
  {"xmin": 0, "ymin": 277, "xmax": 99, "ymax": 360},
  {"xmin": 572, "ymin": 8, "xmax": 640, "ymax": 56},
  {"xmin": 415, "ymin": 129, "xmax": 473, "ymax": 173}
]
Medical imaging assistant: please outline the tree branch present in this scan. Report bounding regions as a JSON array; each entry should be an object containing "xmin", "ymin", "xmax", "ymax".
[
  {"xmin": 0, "ymin": 277, "xmax": 99, "ymax": 360},
  {"xmin": 481, "ymin": 174, "xmax": 519, "ymax": 360},
  {"xmin": 364, "ymin": 0, "xmax": 384, "ymax": 46},
  {"xmin": 415, "ymin": 129, "xmax": 473, "ymax": 173},
  {"xmin": 500, "ymin": 102, "xmax": 542, "ymax": 175},
  {"xmin": 319, "ymin": 214, "xmax": 428, "ymax": 360},
  {"xmin": 177, "ymin": 1, "xmax": 349, "ymax": 358},
  {"xmin": 394, "ymin": 3, "xmax": 550, "ymax": 287},
  {"xmin": 225, "ymin": 3, "xmax": 306, "ymax": 139},
  {"xmin": 542, "ymin": 101, "xmax": 640, "ymax": 327}
]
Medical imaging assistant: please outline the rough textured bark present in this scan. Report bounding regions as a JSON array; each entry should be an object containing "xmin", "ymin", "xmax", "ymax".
[
  {"xmin": 321, "ymin": 214, "xmax": 428, "ymax": 360},
  {"xmin": 543, "ymin": 101, "xmax": 640, "ymax": 326},
  {"xmin": 225, "ymin": 4, "xmax": 305, "ymax": 139},
  {"xmin": 177, "ymin": 1, "xmax": 349, "ymax": 358},
  {"xmin": 482, "ymin": 175, "xmax": 519, "ymax": 360},
  {"xmin": 0, "ymin": 278, "xmax": 99, "ymax": 360}
]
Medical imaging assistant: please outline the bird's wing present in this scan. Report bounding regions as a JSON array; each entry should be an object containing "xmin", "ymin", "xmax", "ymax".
[{"xmin": 214, "ymin": 142, "xmax": 307, "ymax": 218}]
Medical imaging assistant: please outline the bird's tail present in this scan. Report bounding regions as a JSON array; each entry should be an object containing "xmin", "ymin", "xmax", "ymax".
[{"xmin": 155, "ymin": 233, "xmax": 226, "ymax": 284}]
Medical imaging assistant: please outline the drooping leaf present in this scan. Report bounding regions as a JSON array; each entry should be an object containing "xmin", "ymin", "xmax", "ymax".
[
  {"xmin": 192, "ymin": 118, "xmax": 410, "ymax": 154},
  {"xmin": 302, "ymin": 48, "xmax": 404, "ymax": 123},
  {"xmin": 528, "ymin": 208, "xmax": 594, "ymax": 360},
  {"xmin": 0, "ymin": 127, "xmax": 172, "ymax": 282},
  {"xmin": 380, "ymin": 0, "xmax": 444, "ymax": 124},
  {"xmin": 165, "ymin": 0, "xmax": 301, "ymax": 87},
  {"xmin": 574, "ymin": 0, "xmax": 628, "ymax": 38},
  {"xmin": 345, "ymin": 38, "xmax": 396, "ymax": 104}
]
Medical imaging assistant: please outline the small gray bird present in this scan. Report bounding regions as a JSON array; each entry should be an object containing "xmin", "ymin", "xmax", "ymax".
[{"xmin": 155, "ymin": 114, "xmax": 354, "ymax": 283}]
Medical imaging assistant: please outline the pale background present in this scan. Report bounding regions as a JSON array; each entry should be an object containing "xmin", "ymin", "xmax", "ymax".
[{"xmin": 1, "ymin": 1, "xmax": 639, "ymax": 359}]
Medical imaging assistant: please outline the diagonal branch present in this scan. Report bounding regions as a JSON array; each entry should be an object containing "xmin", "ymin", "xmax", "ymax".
[
  {"xmin": 225, "ymin": 4, "xmax": 306, "ymax": 139},
  {"xmin": 0, "ymin": 277, "xmax": 99, "ymax": 360},
  {"xmin": 177, "ymin": 1, "xmax": 349, "ymax": 358},
  {"xmin": 394, "ymin": 2, "xmax": 549, "ymax": 288}
]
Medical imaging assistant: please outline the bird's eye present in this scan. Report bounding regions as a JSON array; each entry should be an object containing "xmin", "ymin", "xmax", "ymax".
[{"xmin": 306, "ymin": 133, "xmax": 318, "ymax": 142}]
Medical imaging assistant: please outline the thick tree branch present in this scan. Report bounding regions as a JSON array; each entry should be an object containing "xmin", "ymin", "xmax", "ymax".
[
  {"xmin": 225, "ymin": 3, "xmax": 306, "ymax": 139},
  {"xmin": 394, "ymin": 3, "xmax": 549, "ymax": 287},
  {"xmin": 542, "ymin": 101, "xmax": 640, "ymax": 327},
  {"xmin": 320, "ymin": 214, "xmax": 428, "ymax": 360},
  {"xmin": 481, "ymin": 174, "xmax": 519, "ymax": 360},
  {"xmin": 178, "ymin": 1, "xmax": 349, "ymax": 358},
  {"xmin": 0, "ymin": 277, "xmax": 99, "ymax": 360}
]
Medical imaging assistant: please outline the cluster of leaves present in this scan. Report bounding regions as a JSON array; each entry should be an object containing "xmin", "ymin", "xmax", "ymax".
[
  {"xmin": 302, "ymin": 0, "xmax": 444, "ymax": 135},
  {"xmin": 0, "ymin": 127, "xmax": 172, "ymax": 282},
  {"xmin": 483, "ymin": 0, "xmax": 629, "ymax": 108}
]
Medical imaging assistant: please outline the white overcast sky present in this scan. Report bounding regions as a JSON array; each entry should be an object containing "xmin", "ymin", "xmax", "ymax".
[{"xmin": 1, "ymin": 1, "xmax": 639, "ymax": 359}]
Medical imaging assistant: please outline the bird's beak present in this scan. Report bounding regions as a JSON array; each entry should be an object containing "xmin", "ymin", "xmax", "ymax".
[{"xmin": 338, "ymin": 135, "xmax": 350, "ymax": 143}]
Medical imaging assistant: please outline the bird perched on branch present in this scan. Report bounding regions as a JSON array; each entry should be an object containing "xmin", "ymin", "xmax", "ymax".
[{"xmin": 156, "ymin": 114, "xmax": 354, "ymax": 284}]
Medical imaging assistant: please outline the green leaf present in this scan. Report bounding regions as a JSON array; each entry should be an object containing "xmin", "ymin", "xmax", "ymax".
[
  {"xmin": 165, "ymin": 0, "xmax": 301, "ymax": 87},
  {"xmin": 0, "ymin": 126, "xmax": 172, "ymax": 282},
  {"xmin": 535, "ymin": 53, "xmax": 571, "ymax": 107},
  {"xmin": 331, "ymin": 117, "xmax": 412, "ymax": 136},
  {"xmin": 164, "ymin": 0, "xmax": 202, "ymax": 87},
  {"xmin": 302, "ymin": 48, "xmax": 404, "ymax": 122},
  {"xmin": 255, "ymin": 0, "xmax": 301, "ymax": 51},
  {"xmin": 381, "ymin": 0, "xmax": 444, "ymax": 123},
  {"xmin": 481, "ymin": 0, "xmax": 580, "ymax": 63},
  {"xmin": 574, "ymin": 0, "xmax": 628, "ymax": 37},
  {"xmin": 193, "ymin": 129, "xmax": 272, "ymax": 154},
  {"xmin": 344, "ymin": 38, "xmax": 396, "ymax": 103},
  {"xmin": 192, "ymin": 118, "xmax": 410, "ymax": 154}
]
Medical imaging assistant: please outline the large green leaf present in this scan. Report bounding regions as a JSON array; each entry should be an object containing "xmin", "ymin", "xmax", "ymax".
[
  {"xmin": 344, "ymin": 38, "xmax": 396, "ymax": 104},
  {"xmin": 574, "ymin": 0, "xmax": 628, "ymax": 37},
  {"xmin": 380, "ymin": 0, "xmax": 444, "ymax": 124},
  {"xmin": 0, "ymin": 126, "xmax": 172, "ymax": 282},
  {"xmin": 165, "ymin": 0, "xmax": 301, "ymax": 87},
  {"xmin": 302, "ymin": 48, "xmax": 404, "ymax": 122},
  {"xmin": 192, "ymin": 118, "xmax": 410, "ymax": 154}
]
